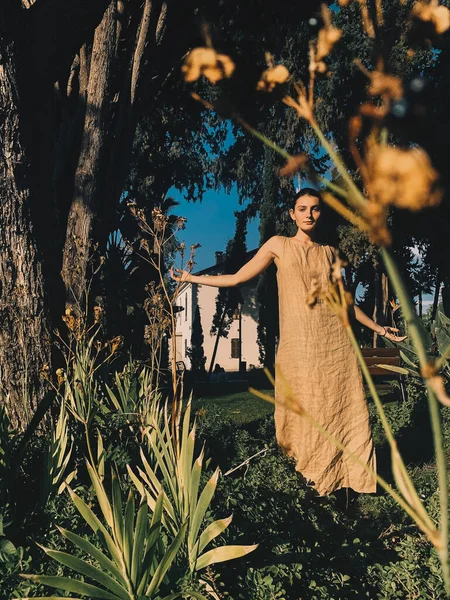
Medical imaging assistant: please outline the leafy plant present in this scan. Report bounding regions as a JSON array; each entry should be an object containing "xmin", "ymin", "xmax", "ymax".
[
  {"xmin": 39, "ymin": 402, "xmax": 77, "ymax": 509},
  {"xmin": 128, "ymin": 399, "xmax": 258, "ymax": 575},
  {"xmin": 0, "ymin": 513, "xmax": 17, "ymax": 565},
  {"xmin": 105, "ymin": 361, "xmax": 163, "ymax": 432},
  {"xmin": 20, "ymin": 460, "xmax": 189, "ymax": 600}
]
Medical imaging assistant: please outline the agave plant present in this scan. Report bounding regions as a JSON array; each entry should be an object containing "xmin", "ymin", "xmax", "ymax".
[
  {"xmin": 20, "ymin": 460, "xmax": 197, "ymax": 600},
  {"xmin": 39, "ymin": 401, "xmax": 77, "ymax": 509},
  {"xmin": 128, "ymin": 398, "xmax": 258, "ymax": 575},
  {"xmin": 105, "ymin": 362, "xmax": 162, "ymax": 431},
  {"xmin": 384, "ymin": 305, "xmax": 450, "ymax": 380}
]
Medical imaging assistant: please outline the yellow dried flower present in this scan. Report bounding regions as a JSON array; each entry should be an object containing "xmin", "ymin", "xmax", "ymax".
[
  {"xmin": 306, "ymin": 277, "xmax": 321, "ymax": 308},
  {"xmin": 367, "ymin": 145, "xmax": 442, "ymax": 211},
  {"xmin": 110, "ymin": 336, "xmax": 123, "ymax": 354},
  {"xmin": 40, "ymin": 363, "xmax": 51, "ymax": 381},
  {"xmin": 316, "ymin": 25, "xmax": 342, "ymax": 62},
  {"xmin": 428, "ymin": 375, "xmax": 450, "ymax": 406},
  {"xmin": 256, "ymin": 64, "xmax": 290, "ymax": 92},
  {"xmin": 411, "ymin": 0, "xmax": 450, "ymax": 34},
  {"xmin": 368, "ymin": 71, "xmax": 403, "ymax": 101},
  {"xmin": 93, "ymin": 305, "xmax": 103, "ymax": 323},
  {"xmin": 279, "ymin": 154, "xmax": 308, "ymax": 177},
  {"xmin": 330, "ymin": 254, "xmax": 347, "ymax": 284},
  {"xmin": 182, "ymin": 47, "xmax": 235, "ymax": 84},
  {"xmin": 56, "ymin": 368, "xmax": 65, "ymax": 386},
  {"xmin": 62, "ymin": 306, "xmax": 77, "ymax": 331},
  {"xmin": 283, "ymin": 83, "xmax": 314, "ymax": 122},
  {"xmin": 365, "ymin": 201, "xmax": 392, "ymax": 246}
]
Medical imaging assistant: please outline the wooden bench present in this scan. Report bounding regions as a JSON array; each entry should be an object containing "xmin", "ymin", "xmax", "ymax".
[{"xmin": 361, "ymin": 348, "xmax": 407, "ymax": 402}]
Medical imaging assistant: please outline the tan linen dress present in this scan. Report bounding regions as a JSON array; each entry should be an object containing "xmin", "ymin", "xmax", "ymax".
[{"xmin": 274, "ymin": 237, "xmax": 376, "ymax": 496}]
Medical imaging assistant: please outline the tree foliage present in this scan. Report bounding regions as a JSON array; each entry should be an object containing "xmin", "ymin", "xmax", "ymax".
[{"xmin": 187, "ymin": 305, "xmax": 207, "ymax": 374}]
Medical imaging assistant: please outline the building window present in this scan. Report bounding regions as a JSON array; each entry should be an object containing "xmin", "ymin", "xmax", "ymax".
[
  {"xmin": 184, "ymin": 338, "xmax": 188, "ymax": 357},
  {"xmin": 231, "ymin": 338, "xmax": 240, "ymax": 358}
]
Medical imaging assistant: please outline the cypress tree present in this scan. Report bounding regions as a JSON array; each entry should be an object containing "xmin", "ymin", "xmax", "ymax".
[
  {"xmin": 257, "ymin": 148, "xmax": 280, "ymax": 368},
  {"xmin": 187, "ymin": 305, "xmax": 206, "ymax": 374},
  {"xmin": 209, "ymin": 211, "xmax": 248, "ymax": 376}
]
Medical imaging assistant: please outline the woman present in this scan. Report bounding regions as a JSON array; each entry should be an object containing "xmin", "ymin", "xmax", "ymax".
[{"xmin": 171, "ymin": 188, "xmax": 405, "ymax": 495}]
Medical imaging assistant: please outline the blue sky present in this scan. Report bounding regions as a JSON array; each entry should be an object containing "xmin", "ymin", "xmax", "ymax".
[{"xmin": 169, "ymin": 185, "xmax": 260, "ymax": 272}]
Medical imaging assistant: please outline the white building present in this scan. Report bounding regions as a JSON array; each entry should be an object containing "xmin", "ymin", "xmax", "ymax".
[{"xmin": 174, "ymin": 250, "xmax": 263, "ymax": 372}]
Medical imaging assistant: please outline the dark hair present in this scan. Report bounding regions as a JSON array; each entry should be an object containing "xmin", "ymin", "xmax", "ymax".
[
  {"xmin": 290, "ymin": 187, "xmax": 323, "ymax": 210},
  {"xmin": 288, "ymin": 186, "xmax": 339, "ymax": 245}
]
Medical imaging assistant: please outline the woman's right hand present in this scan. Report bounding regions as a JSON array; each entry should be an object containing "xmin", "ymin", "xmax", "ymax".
[{"xmin": 170, "ymin": 267, "xmax": 191, "ymax": 283}]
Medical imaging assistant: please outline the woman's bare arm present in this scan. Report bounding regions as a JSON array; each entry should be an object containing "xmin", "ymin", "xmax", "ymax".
[
  {"xmin": 354, "ymin": 305, "xmax": 407, "ymax": 342},
  {"xmin": 170, "ymin": 236, "xmax": 282, "ymax": 288}
]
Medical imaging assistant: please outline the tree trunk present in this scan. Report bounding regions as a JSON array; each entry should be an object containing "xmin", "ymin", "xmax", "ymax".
[
  {"xmin": 61, "ymin": 2, "xmax": 117, "ymax": 308},
  {"xmin": 431, "ymin": 269, "xmax": 441, "ymax": 322},
  {"xmin": 442, "ymin": 275, "xmax": 450, "ymax": 317},
  {"xmin": 208, "ymin": 304, "xmax": 228, "ymax": 381},
  {"xmin": 61, "ymin": 1, "xmax": 172, "ymax": 310},
  {"xmin": 372, "ymin": 268, "xmax": 388, "ymax": 347},
  {"xmin": 0, "ymin": 20, "xmax": 52, "ymax": 428}
]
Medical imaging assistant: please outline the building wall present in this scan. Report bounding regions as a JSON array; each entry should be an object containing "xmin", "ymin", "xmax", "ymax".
[{"xmin": 173, "ymin": 279, "xmax": 262, "ymax": 372}]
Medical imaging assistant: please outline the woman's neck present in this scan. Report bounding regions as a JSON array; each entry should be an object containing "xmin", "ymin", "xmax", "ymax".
[{"xmin": 293, "ymin": 231, "xmax": 316, "ymax": 244}]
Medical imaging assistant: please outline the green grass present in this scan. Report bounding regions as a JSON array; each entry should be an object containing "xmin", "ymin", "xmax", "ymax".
[{"xmin": 192, "ymin": 389, "xmax": 274, "ymax": 426}]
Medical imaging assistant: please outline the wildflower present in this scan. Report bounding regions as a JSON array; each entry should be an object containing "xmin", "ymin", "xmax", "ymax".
[
  {"xmin": 93, "ymin": 305, "xmax": 103, "ymax": 323},
  {"xmin": 279, "ymin": 154, "xmax": 308, "ymax": 177},
  {"xmin": 56, "ymin": 368, "xmax": 65, "ymax": 386},
  {"xmin": 330, "ymin": 254, "xmax": 347, "ymax": 284},
  {"xmin": 355, "ymin": 60, "xmax": 403, "ymax": 104},
  {"xmin": 110, "ymin": 336, "xmax": 123, "ymax": 355},
  {"xmin": 411, "ymin": 0, "xmax": 450, "ymax": 35},
  {"xmin": 40, "ymin": 363, "xmax": 51, "ymax": 381},
  {"xmin": 316, "ymin": 21, "xmax": 342, "ymax": 63},
  {"xmin": 428, "ymin": 375, "xmax": 450, "ymax": 406},
  {"xmin": 62, "ymin": 306, "xmax": 77, "ymax": 332},
  {"xmin": 257, "ymin": 64, "xmax": 290, "ymax": 92},
  {"xmin": 182, "ymin": 47, "xmax": 235, "ymax": 84},
  {"xmin": 421, "ymin": 362, "xmax": 450, "ymax": 406},
  {"xmin": 152, "ymin": 207, "xmax": 167, "ymax": 231},
  {"xmin": 390, "ymin": 299, "xmax": 401, "ymax": 313},
  {"xmin": 283, "ymin": 82, "xmax": 314, "ymax": 122},
  {"xmin": 367, "ymin": 145, "xmax": 442, "ymax": 211},
  {"xmin": 365, "ymin": 201, "xmax": 392, "ymax": 246},
  {"xmin": 309, "ymin": 43, "xmax": 328, "ymax": 76},
  {"xmin": 176, "ymin": 216, "xmax": 187, "ymax": 230},
  {"xmin": 306, "ymin": 277, "xmax": 321, "ymax": 308},
  {"xmin": 368, "ymin": 71, "xmax": 403, "ymax": 101}
]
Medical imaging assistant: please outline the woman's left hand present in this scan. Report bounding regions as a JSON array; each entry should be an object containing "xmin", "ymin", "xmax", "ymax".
[{"xmin": 382, "ymin": 326, "xmax": 407, "ymax": 343}]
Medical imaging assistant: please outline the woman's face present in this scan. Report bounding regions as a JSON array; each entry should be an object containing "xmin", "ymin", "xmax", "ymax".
[{"xmin": 289, "ymin": 194, "xmax": 322, "ymax": 234}]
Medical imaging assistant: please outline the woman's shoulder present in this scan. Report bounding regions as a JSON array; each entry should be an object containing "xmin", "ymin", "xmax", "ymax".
[
  {"xmin": 265, "ymin": 235, "xmax": 287, "ymax": 249},
  {"xmin": 260, "ymin": 236, "xmax": 287, "ymax": 261}
]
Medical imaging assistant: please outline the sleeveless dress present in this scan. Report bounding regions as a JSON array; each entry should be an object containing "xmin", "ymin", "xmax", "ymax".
[{"xmin": 274, "ymin": 237, "xmax": 376, "ymax": 495}]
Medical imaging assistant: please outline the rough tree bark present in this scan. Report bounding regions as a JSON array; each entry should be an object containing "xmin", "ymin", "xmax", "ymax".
[
  {"xmin": 1, "ymin": 0, "xmax": 177, "ymax": 425},
  {"xmin": 0, "ymin": 0, "xmax": 111, "ymax": 426},
  {"xmin": 61, "ymin": 0, "xmax": 171, "ymax": 309},
  {"xmin": 61, "ymin": 2, "xmax": 118, "ymax": 308},
  {"xmin": 0, "ymin": 6, "xmax": 51, "ymax": 428}
]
